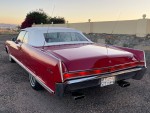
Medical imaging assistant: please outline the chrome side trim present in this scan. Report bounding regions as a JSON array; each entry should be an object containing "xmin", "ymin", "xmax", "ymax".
[
  {"xmin": 34, "ymin": 47, "xmax": 60, "ymax": 60},
  {"xmin": 43, "ymin": 41, "xmax": 92, "ymax": 46},
  {"xmin": 67, "ymin": 67, "xmax": 142, "ymax": 84},
  {"xmin": 59, "ymin": 60, "xmax": 64, "ymax": 82},
  {"xmin": 10, "ymin": 54, "xmax": 54, "ymax": 93},
  {"xmin": 143, "ymin": 51, "xmax": 147, "ymax": 68}
]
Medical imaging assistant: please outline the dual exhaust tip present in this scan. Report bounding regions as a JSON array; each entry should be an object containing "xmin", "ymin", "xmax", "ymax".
[
  {"xmin": 117, "ymin": 80, "xmax": 130, "ymax": 87},
  {"xmin": 72, "ymin": 92, "xmax": 85, "ymax": 100},
  {"xmin": 72, "ymin": 80, "xmax": 130, "ymax": 100}
]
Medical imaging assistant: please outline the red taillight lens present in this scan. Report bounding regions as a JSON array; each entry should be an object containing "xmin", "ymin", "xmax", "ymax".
[
  {"xmin": 63, "ymin": 61, "xmax": 145, "ymax": 80},
  {"xmin": 137, "ymin": 61, "xmax": 145, "ymax": 66},
  {"xmin": 64, "ymin": 69, "xmax": 105, "ymax": 80}
]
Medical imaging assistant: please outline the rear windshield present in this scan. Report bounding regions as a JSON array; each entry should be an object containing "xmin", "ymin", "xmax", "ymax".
[{"xmin": 44, "ymin": 32, "xmax": 88, "ymax": 43}]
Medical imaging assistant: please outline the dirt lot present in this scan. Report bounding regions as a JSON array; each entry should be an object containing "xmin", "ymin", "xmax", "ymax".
[{"xmin": 0, "ymin": 34, "xmax": 150, "ymax": 113}]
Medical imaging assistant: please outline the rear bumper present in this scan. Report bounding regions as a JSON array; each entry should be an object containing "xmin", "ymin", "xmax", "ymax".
[{"xmin": 55, "ymin": 67, "xmax": 147, "ymax": 96}]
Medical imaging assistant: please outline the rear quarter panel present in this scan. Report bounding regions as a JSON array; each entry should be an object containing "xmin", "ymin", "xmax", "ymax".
[
  {"xmin": 5, "ymin": 41, "xmax": 17, "ymax": 55},
  {"xmin": 6, "ymin": 40, "xmax": 62, "ymax": 92},
  {"xmin": 21, "ymin": 44, "xmax": 62, "ymax": 91},
  {"xmin": 112, "ymin": 45, "xmax": 146, "ymax": 66}
]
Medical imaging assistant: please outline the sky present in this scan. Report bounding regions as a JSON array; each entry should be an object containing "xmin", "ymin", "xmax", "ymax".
[{"xmin": 0, "ymin": 0, "xmax": 150, "ymax": 25}]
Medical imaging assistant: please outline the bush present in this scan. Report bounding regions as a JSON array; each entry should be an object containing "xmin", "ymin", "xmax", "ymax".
[{"xmin": 21, "ymin": 9, "xmax": 65, "ymax": 29}]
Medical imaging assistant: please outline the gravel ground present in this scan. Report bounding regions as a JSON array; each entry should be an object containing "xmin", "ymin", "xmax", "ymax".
[{"xmin": 0, "ymin": 34, "xmax": 150, "ymax": 113}]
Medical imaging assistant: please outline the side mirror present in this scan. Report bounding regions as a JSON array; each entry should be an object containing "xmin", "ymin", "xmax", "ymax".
[{"xmin": 11, "ymin": 37, "xmax": 17, "ymax": 42}]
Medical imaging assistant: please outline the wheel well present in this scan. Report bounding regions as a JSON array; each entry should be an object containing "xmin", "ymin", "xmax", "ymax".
[{"xmin": 5, "ymin": 47, "xmax": 8, "ymax": 53}]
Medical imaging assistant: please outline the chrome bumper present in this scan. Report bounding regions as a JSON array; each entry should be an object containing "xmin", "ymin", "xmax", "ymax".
[{"xmin": 55, "ymin": 67, "xmax": 147, "ymax": 96}]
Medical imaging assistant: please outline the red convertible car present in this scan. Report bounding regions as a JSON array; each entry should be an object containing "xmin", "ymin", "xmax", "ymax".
[{"xmin": 5, "ymin": 27, "xmax": 147, "ymax": 99}]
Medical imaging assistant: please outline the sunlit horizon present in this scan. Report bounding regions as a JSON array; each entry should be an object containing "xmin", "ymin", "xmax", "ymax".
[{"xmin": 0, "ymin": 0, "xmax": 150, "ymax": 25}]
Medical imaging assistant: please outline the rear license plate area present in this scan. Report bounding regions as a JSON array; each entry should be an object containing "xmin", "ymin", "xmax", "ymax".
[{"xmin": 101, "ymin": 76, "xmax": 115, "ymax": 87}]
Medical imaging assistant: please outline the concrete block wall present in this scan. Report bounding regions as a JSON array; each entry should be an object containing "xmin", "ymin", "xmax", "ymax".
[{"xmin": 33, "ymin": 18, "xmax": 150, "ymax": 37}]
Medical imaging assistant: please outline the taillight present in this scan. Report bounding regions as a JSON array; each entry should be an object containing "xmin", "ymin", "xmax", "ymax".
[
  {"xmin": 64, "ymin": 69, "xmax": 105, "ymax": 80},
  {"xmin": 137, "ymin": 61, "xmax": 145, "ymax": 66},
  {"xmin": 63, "ymin": 61, "xmax": 145, "ymax": 80}
]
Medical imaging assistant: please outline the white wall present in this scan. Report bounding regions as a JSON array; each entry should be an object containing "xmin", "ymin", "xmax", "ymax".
[
  {"xmin": 33, "ymin": 18, "xmax": 150, "ymax": 37},
  {"xmin": 92, "ymin": 20, "xmax": 137, "ymax": 34}
]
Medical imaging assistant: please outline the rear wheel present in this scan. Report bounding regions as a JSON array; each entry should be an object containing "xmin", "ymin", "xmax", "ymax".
[{"xmin": 29, "ymin": 73, "xmax": 43, "ymax": 90}]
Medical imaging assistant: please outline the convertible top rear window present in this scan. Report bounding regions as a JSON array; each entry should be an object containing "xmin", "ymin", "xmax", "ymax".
[{"xmin": 44, "ymin": 32, "xmax": 88, "ymax": 43}]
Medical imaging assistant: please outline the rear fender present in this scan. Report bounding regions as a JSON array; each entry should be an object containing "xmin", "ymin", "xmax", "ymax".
[
  {"xmin": 113, "ymin": 46, "xmax": 146, "ymax": 67},
  {"xmin": 5, "ymin": 47, "xmax": 8, "ymax": 53}
]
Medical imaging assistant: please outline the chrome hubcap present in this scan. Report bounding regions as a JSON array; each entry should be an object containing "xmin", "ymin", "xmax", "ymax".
[{"xmin": 29, "ymin": 74, "xmax": 36, "ymax": 87}]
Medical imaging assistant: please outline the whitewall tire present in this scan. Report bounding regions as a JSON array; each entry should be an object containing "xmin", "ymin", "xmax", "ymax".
[{"xmin": 29, "ymin": 73, "xmax": 43, "ymax": 90}]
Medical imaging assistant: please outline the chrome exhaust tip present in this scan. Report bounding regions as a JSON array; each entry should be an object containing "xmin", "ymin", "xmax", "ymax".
[
  {"xmin": 117, "ymin": 80, "xmax": 130, "ymax": 87},
  {"xmin": 72, "ymin": 92, "xmax": 85, "ymax": 100}
]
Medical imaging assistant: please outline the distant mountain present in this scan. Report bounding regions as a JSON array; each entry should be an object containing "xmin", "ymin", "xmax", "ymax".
[{"xmin": 0, "ymin": 23, "xmax": 17, "ymax": 29}]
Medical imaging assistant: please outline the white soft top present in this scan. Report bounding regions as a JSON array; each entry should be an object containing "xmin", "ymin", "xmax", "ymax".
[
  {"xmin": 23, "ymin": 27, "xmax": 92, "ymax": 46},
  {"xmin": 23, "ymin": 27, "xmax": 80, "ymax": 32}
]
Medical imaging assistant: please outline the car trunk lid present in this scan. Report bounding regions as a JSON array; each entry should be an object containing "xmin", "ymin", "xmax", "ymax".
[{"xmin": 44, "ymin": 44, "xmax": 136, "ymax": 72}]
